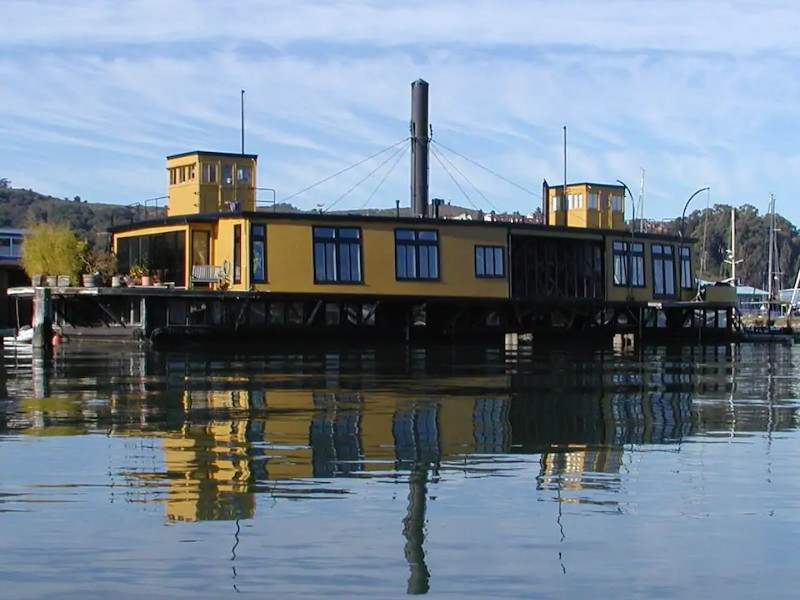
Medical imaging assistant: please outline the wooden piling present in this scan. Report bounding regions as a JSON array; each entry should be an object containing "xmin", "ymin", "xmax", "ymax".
[{"xmin": 32, "ymin": 287, "xmax": 52, "ymax": 350}]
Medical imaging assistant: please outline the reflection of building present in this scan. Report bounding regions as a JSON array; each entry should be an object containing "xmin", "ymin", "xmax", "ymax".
[
  {"xmin": 162, "ymin": 421, "xmax": 255, "ymax": 522},
  {"xmin": 538, "ymin": 445, "xmax": 624, "ymax": 500}
]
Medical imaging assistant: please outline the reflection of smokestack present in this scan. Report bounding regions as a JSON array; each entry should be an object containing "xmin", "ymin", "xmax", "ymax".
[
  {"xmin": 404, "ymin": 465, "xmax": 430, "ymax": 594},
  {"xmin": 410, "ymin": 79, "xmax": 429, "ymax": 218}
]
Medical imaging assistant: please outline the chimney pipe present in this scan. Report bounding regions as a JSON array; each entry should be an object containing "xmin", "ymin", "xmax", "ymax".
[{"xmin": 410, "ymin": 79, "xmax": 429, "ymax": 218}]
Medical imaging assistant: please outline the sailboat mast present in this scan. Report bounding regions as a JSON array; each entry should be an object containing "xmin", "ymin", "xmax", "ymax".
[
  {"xmin": 731, "ymin": 208, "xmax": 737, "ymax": 285},
  {"xmin": 767, "ymin": 194, "xmax": 775, "ymax": 302}
]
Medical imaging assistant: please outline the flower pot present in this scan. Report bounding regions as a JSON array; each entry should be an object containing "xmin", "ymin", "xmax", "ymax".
[
  {"xmin": 31, "ymin": 274, "xmax": 44, "ymax": 287},
  {"xmin": 57, "ymin": 275, "xmax": 70, "ymax": 287},
  {"xmin": 111, "ymin": 275, "xmax": 122, "ymax": 288},
  {"xmin": 141, "ymin": 275, "xmax": 152, "ymax": 286},
  {"xmin": 82, "ymin": 274, "xmax": 98, "ymax": 288},
  {"xmin": 46, "ymin": 275, "xmax": 58, "ymax": 287}
]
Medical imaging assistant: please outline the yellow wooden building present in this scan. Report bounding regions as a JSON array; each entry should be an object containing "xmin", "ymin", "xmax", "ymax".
[{"xmin": 105, "ymin": 149, "xmax": 737, "ymax": 342}]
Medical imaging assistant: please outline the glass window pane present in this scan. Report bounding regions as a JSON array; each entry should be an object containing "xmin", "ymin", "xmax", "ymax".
[
  {"xmin": 397, "ymin": 246, "xmax": 411, "ymax": 278},
  {"xmin": 396, "ymin": 229, "xmax": 415, "ymax": 240},
  {"xmin": 325, "ymin": 242, "xmax": 336, "ymax": 280},
  {"xmin": 339, "ymin": 243, "xmax": 351, "ymax": 281},
  {"xmin": 339, "ymin": 228, "xmax": 360, "ymax": 239},
  {"xmin": 476, "ymin": 247, "xmax": 485, "ymax": 276},
  {"xmin": 654, "ymin": 259, "xmax": 664, "ymax": 295},
  {"xmin": 418, "ymin": 231, "xmax": 437, "ymax": 241},
  {"xmin": 349, "ymin": 243, "xmax": 361, "ymax": 281},
  {"xmin": 314, "ymin": 243, "xmax": 326, "ymax": 281},
  {"xmin": 494, "ymin": 248, "xmax": 504, "ymax": 276},
  {"xmin": 253, "ymin": 241, "xmax": 265, "ymax": 281},
  {"xmin": 315, "ymin": 227, "xmax": 335, "ymax": 239},
  {"xmin": 405, "ymin": 247, "xmax": 416, "ymax": 278},
  {"xmin": 428, "ymin": 247, "xmax": 439, "ymax": 279}
]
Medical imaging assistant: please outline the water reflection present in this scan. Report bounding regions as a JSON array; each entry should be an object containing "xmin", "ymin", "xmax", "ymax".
[{"xmin": 3, "ymin": 342, "xmax": 799, "ymax": 525}]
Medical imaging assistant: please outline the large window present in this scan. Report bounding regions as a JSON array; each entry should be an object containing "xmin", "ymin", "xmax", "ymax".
[
  {"xmin": 612, "ymin": 241, "xmax": 645, "ymax": 287},
  {"xmin": 116, "ymin": 231, "xmax": 185, "ymax": 285},
  {"xmin": 251, "ymin": 224, "xmax": 266, "ymax": 283},
  {"xmin": 395, "ymin": 229, "xmax": 439, "ymax": 280},
  {"xmin": 652, "ymin": 243, "xmax": 676, "ymax": 297},
  {"xmin": 313, "ymin": 227, "xmax": 363, "ymax": 283},
  {"xmin": 679, "ymin": 246, "xmax": 693, "ymax": 289},
  {"xmin": 475, "ymin": 245, "xmax": 505, "ymax": 278}
]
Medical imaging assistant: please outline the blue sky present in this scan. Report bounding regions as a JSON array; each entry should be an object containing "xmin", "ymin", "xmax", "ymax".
[{"xmin": 3, "ymin": 0, "xmax": 800, "ymax": 222}]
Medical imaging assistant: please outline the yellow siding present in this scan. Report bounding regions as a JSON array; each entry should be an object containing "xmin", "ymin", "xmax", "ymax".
[{"xmin": 252, "ymin": 219, "xmax": 508, "ymax": 298}]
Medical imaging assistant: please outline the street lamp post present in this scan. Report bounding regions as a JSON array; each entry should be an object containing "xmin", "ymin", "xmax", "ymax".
[
  {"xmin": 679, "ymin": 187, "xmax": 710, "ymax": 238},
  {"xmin": 615, "ymin": 179, "xmax": 636, "ymax": 229}
]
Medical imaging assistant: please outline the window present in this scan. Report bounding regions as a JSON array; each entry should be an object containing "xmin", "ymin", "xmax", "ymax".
[
  {"xmin": 552, "ymin": 195, "xmax": 562, "ymax": 211},
  {"xmin": 202, "ymin": 163, "xmax": 217, "ymax": 183},
  {"xmin": 611, "ymin": 194, "xmax": 624, "ymax": 212},
  {"xmin": 475, "ymin": 245, "xmax": 505, "ymax": 278},
  {"xmin": 313, "ymin": 227, "xmax": 363, "ymax": 283},
  {"xmin": 588, "ymin": 192, "xmax": 599, "ymax": 209},
  {"xmin": 251, "ymin": 224, "xmax": 266, "ymax": 282},
  {"xmin": 395, "ymin": 229, "xmax": 439, "ymax": 280},
  {"xmin": 188, "ymin": 164, "xmax": 196, "ymax": 180},
  {"xmin": 612, "ymin": 241, "xmax": 645, "ymax": 287},
  {"xmin": 222, "ymin": 164, "xmax": 233, "ymax": 185},
  {"xmin": 169, "ymin": 168, "xmax": 177, "ymax": 185},
  {"xmin": 679, "ymin": 246, "xmax": 693, "ymax": 289},
  {"xmin": 233, "ymin": 224, "xmax": 241, "ymax": 284},
  {"xmin": 652, "ymin": 243, "xmax": 676, "ymax": 297},
  {"xmin": 567, "ymin": 194, "xmax": 583, "ymax": 210},
  {"xmin": 237, "ymin": 166, "xmax": 251, "ymax": 184}
]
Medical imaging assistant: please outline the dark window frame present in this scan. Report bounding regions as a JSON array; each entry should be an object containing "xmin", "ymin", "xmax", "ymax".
[
  {"xmin": 251, "ymin": 223, "xmax": 266, "ymax": 283},
  {"xmin": 312, "ymin": 226, "xmax": 364, "ymax": 284},
  {"xmin": 475, "ymin": 245, "xmax": 506, "ymax": 278},
  {"xmin": 652, "ymin": 243, "xmax": 676, "ymax": 298},
  {"xmin": 679, "ymin": 246, "xmax": 693, "ymax": 289},
  {"xmin": 395, "ymin": 229, "xmax": 440, "ymax": 281},
  {"xmin": 612, "ymin": 241, "xmax": 645, "ymax": 288}
]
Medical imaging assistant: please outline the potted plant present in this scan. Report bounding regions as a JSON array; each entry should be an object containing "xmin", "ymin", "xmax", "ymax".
[
  {"xmin": 80, "ymin": 245, "xmax": 118, "ymax": 287},
  {"xmin": 129, "ymin": 258, "xmax": 151, "ymax": 286}
]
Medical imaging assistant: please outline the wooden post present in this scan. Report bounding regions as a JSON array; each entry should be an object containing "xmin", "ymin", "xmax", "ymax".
[{"xmin": 32, "ymin": 287, "xmax": 52, "ymax": 350}]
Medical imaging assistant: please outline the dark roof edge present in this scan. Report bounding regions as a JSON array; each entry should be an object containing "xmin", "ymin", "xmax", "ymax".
[
  {"xmin": 166, "ymin": 150, "xmax": 259, "ymax": 160},
  {"xmin": 108, "ymin": 210, "xmax": 689, "ymax": 242}
]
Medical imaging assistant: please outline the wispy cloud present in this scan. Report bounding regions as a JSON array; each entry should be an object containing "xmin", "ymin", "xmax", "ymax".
[{"xmin": 2, "ymin": 0, "xmax": 799, "ymax": 220}]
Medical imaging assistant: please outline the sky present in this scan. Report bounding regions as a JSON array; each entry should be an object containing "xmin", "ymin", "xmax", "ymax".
[{"xmin": 3, "ymin": 0, "xmax": 800, "ymax": 222}]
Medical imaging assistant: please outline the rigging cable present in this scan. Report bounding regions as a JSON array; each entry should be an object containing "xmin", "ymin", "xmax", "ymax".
[
  {"xmin": 432, "ymin": 144, "xmax": 499, "ymax": 213},
  {"xmin": 429, "ymin": 145, "xmax": 479, "ymax": 211},
  {"xmin": 279, "ymin": 137, "xmax": 410, "ymax": 204},
  {"xmin": 430, "ymin": 139, "xmax": 540, "ymax": 199},
  {"xmin": 358, "ymin": 145, "xmax": 409, "ymax": 210},
  {"xmin": 325, "ymin": 141, "xmax": 411, "ymax": 213}
]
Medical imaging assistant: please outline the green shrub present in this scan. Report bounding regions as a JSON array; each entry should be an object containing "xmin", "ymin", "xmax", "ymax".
[{"xmin": 22, "ymin": 222, "xmax": 85, "ymax": 284}]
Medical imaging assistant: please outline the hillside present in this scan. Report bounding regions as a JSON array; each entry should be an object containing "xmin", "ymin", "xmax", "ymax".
[{"xmin": 1, "ymin": 180, "xmax": 798, "ymax": 290}]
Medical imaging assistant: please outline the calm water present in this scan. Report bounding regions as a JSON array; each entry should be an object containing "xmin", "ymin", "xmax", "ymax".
[{"xmin": 1, "ymin": 340, "xmax": 800, "ymax": 599}]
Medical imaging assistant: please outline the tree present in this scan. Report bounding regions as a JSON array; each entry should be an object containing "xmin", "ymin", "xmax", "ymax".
[{"xmin": 0, "ymin": 178, "xmax": 10, "ymax": 189}]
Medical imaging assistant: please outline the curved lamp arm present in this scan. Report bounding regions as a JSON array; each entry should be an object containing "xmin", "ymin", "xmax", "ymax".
[{"xmin": 679, "ymin": 187, "xmax": 710, "ymax": 237}]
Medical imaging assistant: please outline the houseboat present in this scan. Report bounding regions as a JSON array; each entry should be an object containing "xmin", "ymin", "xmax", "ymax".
[{"xmin": 12, "ymin": 80, "xmax": 737, "ymax": 344}]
